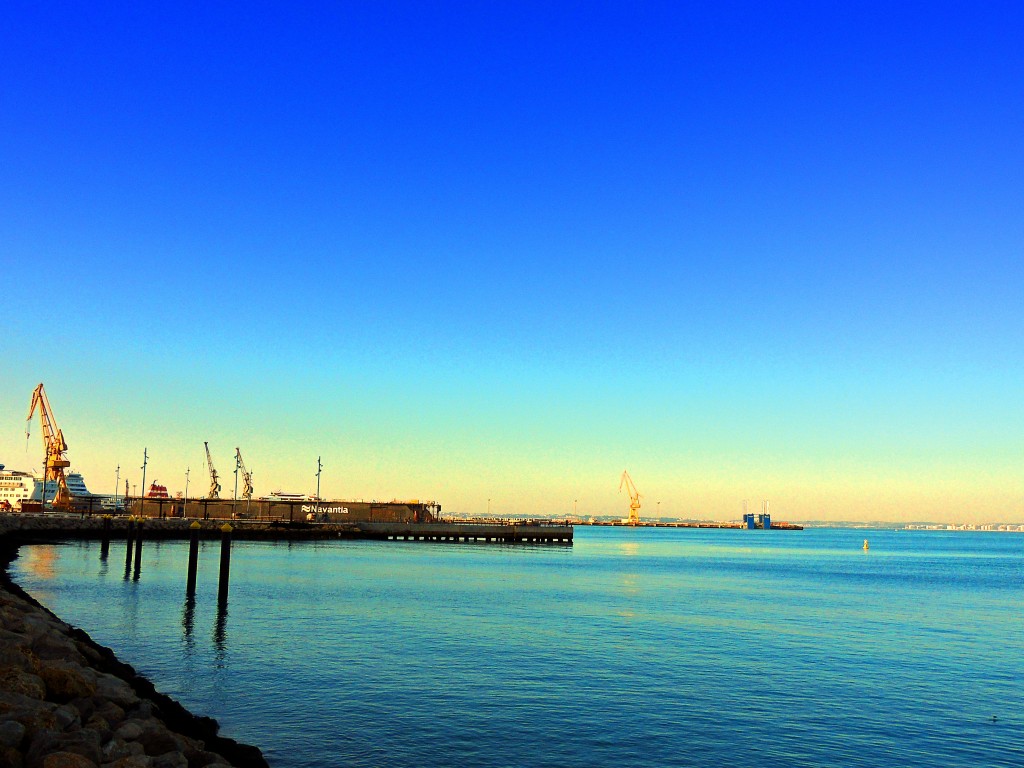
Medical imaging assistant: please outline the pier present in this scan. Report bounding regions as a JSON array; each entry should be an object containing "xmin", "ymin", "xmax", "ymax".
[
  {"xmin": 369, "ymin": 520, "xmax": 573, "ymax": 544},
  {"xmin": 582, "ymin": 519, "xmax": 804, "ymax": 530},
  {"xmin": 0, "ymin": 512, "xmax": 574, "ymax": 545}
]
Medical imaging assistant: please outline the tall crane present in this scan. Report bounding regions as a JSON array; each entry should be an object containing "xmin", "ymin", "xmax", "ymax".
[
  {"xmin": 619, "ymin": 470, "xmax": 641, "ymax": 526},
  {"xmin": 26, "ymin": 383, "xmax": 72, "ymax": 509},
  {"xmin": 235, "ymin": 447, "xmax": 253, "ymax": 500},
  {"xmin": 204, "ymin": 442, "xmax": 222, "ymax": 499}
]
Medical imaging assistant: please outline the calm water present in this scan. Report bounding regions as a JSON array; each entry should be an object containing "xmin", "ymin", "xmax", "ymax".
[{"xmin": 11, "ymin": 527, "xmax": 1024, "ymax": 767}]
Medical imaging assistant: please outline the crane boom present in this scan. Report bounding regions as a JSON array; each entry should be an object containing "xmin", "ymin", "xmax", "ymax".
[
  {"xmin": 235, "ymin": 447, "xmax": 254, "ymax": 500},
  {"xmin": 204, "ymin": 442, "xmax": 221, "ymax": 499},
  {"xmin": 619, "ymin": 470, "xmax": 641, "ymax": 525},
  {"xmin": 26, "ymin": 383, "xmax": 72, "ymax": 509}
]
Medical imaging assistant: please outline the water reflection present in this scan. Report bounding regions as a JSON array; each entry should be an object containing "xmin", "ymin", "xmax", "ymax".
[
  {"xmin": 132, "ymin": 538, "xmax": 143, "ymax": 582},
  {"xmin": 619, "ymin": 542, "xmax": 641, "ymax": 557},
  {"xmin": 213, "ymin": 598, "xmax": 229, "ymax": 664},
  {"xmin": 620, "ymin": 573, "xmax": 641, "ymax": 597},
  {"xmin": 123, "ymin": 538, "xmax": 134, "ymax": 581},
  {"xmin": 22, "ymin": 548, "xmax": 58, "ymax": 580},
  {"xmin": 122, "ymin": 576, "xmax": 140, "ymax": 633},
  {"xmin": 618, "ymin": 542, "xmax": 642, "ymax": 596},
  {"xmin": 182, "ymin": 595, "xmax": 196, "ymax": 647}
]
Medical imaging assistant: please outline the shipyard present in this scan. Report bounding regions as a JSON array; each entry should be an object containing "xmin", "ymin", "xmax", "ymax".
[{"xmin": 4, "ymin": 381, "xmax": 802, "ymax": 536}]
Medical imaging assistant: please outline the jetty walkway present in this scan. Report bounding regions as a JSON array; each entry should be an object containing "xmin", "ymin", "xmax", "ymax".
[{"xmin": 1, "ymin": 513, "xmax": 574, "ymax": 545}]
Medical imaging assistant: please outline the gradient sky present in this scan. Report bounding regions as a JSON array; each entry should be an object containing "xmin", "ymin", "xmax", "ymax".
[{"xmin": 2, "ymin": 3, "xmax": 1022, "ymax": 522}]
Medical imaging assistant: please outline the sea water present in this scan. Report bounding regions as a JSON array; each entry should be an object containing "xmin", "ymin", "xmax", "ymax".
[{"xmin": 11, "ymin": 526, "xmax": 1024, "ymax": 767}]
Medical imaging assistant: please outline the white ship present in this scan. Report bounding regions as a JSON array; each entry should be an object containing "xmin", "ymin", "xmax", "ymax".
[
  {"xmin": 0, "ymin": 465, "xmax": 37, "ymax": 510},
  {"xmin": 0, "ymin": 464, "xmax": 127, "ymax": 512},
  {"xmin": 263, "ymin": 490, "xmax": 316, "ymax": 502}
]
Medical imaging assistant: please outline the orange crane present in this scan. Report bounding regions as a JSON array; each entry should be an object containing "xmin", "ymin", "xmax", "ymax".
[
  {"xmin": 619, "ymin": 470, "xmax": 641, "ymax": 525},
  {"xmin": 204, "ymin": 442, "xmax": 222, "ymax": 499},
  {"xmin": 26, "ymin": 383, "xmax": 72, "ymax": 510},
  {"xmin": 235, "ymin": 447, "xmax": 253, "ymax": 500}
]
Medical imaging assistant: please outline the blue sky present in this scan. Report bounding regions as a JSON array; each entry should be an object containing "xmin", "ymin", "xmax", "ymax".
[{"xmin": 2, "ymin": 2, "xmax": 1022, "ymax": 521}]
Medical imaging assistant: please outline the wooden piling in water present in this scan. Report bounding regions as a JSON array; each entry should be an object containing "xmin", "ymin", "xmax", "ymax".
[
  {"xmin": 133, "ymin": 517, "xmax": 144, "ymax": 579},
  {"xmin": 124, "ymin": 517, "xmax": 135, "ymax": 570},
  {"xmin": 218, "ymin": 523, "xmax": 233, "ymax": 603},
  {"xmin": 186, "ymin": 521, "xmax": 201, "ymax": 596},
  {"xmin": 100, "ymin": 515, "xmax": 111, "ymax": 560}
]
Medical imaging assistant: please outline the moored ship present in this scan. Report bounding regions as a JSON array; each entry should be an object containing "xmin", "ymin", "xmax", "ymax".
[
  {"xmin": 0, "ymin": 464, "xmax": 128, "ymax": 512},
  {"xmin": 0, "ymin": 465, "xmax": 37, "ymax": 510},
  {"xmin": 263, "ymin": 490, "xmax": 312, "ymax": 502}
]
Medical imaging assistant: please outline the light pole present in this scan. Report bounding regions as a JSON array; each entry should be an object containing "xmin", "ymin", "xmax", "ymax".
[
  {"xmin": 315, "ymin": 457, "xmax": 324, "ymax": 523},
  {"xmin": 574, "ymin": 499, "xmax": 578, "ymax": 517},
  {"xmin": 114, "ymin": 465, "xmax": 120, "ymax": 512},
  {"xmin": 184, "ymin": 467, "xmax": 190, "ymax": 517},
  {"xmin": 487, "ymin": 498, "xmax": 491, "ymax": 516},
  {"xmin": 233, "ymin": 453, "xmax": 240, "ymax": 502},
  {"xmin": 140, "ymin": 448, "xmax": 148, "ymax": 509},
  {"xmin": 316, "ymin": 456, "xmax": 323, "ymax": 500}
]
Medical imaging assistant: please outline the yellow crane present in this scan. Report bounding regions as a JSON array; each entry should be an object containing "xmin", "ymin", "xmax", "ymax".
[
  {"xmin": 26, "ymin": 383, "xmax": 72, "ymax": 510},
  {"xmin": 204, "ymin": 442, "xmax": 222, "ymax": 499},
  {"xmin": 235, "ymin": 447, "xmax": 254, "ymax": 500},
  {"xmin": 619, "ymin": 470, "xmax": 641, "ymax": 525}
]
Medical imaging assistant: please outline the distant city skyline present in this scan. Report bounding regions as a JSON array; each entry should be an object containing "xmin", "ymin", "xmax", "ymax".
[{"xmin": 2, "ymin": 4, "xmax": 1022, "ymax": 523}]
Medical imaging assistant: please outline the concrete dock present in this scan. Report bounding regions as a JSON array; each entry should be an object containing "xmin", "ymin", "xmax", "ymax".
[
  {"xmin": 362, "ymin": 520, "xmax": 573, "ymax": 544},
  {"xmin": 0, "ymin": 512, "xmax": 574, "ymax": 545}
]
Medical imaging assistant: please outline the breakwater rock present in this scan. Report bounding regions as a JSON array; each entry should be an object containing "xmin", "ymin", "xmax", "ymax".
[{"xmin": 0, "ymin": 515, "xmax": 269, "ymax": 768}]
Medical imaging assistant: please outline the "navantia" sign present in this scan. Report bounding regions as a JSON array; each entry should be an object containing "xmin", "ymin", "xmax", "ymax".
[{"xmin": 301, "ymin": 504, "xmax": 349, "ymax": 515}]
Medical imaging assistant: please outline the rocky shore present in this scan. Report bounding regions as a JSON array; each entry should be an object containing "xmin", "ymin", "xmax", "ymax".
[{"xmin": 0, "ymin": 514, "xmax": 270, "ymax": 768}]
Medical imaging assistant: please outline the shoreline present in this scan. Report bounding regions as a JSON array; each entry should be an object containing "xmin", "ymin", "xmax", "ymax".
[{"xmin": 0, "ymin": 521, "xmax": 270, "ymax": 768}]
